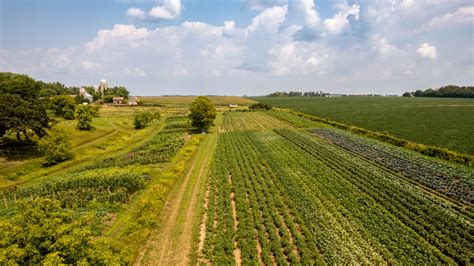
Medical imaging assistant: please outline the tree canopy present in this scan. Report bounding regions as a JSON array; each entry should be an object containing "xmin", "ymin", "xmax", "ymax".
[
  {"xmin": 0, "ymin": 198, "xmax": 120, "ymax": 264},
  {"xmin": 189, "ymin": 96, "xmax": 216, "ymax": 132},
  {"xmin": 404, "ymin": 85, "xmax": 474, "ymax": 98}
]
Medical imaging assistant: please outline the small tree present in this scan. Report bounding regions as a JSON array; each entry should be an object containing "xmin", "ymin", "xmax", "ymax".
[
  {"xmin": 37, "ymin": 130, "xmax": 73, "ymax": 165},
  {"xmin": 50, "ymin": 95, "xmax": 76, "ymax": 119},
  {"xmin": 189, "ymin": 96, "xmax": 216, "ymax": 132},
  {"xmin": 134, "ymin": 110, "xmax": 160, "ymax": 129},
  {"xmin": 75, "ymin": 105, "xmax": 95, "ymax": 130}
]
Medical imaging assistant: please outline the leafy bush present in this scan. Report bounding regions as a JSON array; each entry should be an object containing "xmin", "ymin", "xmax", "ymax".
[
  {"xmin": 249, "ymin": 102, "xmax": 272, "ymax": 110},
  {"xmin": 134, "ymin": 110, "xmax": 160, "ymax": 129},
  {"xmin": 0, "ymin": 198, "xmax": 121, "ymax": 265},
  {"xmin": 75, "ymin": 104, "xmax": 96, "ymax": 130},
  {"xmin": 37, "ymin": 130, "xmax": 73, "ymax": 165}
]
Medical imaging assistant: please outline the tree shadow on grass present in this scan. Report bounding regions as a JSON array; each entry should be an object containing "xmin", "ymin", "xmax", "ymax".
[{"xmin": 0, "ymin": 138, "xmax": 43, "ymax": 162}]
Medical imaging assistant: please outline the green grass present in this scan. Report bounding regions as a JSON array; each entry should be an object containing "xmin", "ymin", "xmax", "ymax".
[{"xmin": 253, "ymin": 97, "xmax": 474, "ymax": 154}]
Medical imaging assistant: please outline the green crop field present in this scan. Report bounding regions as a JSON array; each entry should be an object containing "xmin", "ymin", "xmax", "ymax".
[
  {"xmin": 253, "ymin": 97, "xmax": 474, "ymax": 155},
  {"xmin": 199, "ymin": 110, "xmax": 473, "ymax": 265}
]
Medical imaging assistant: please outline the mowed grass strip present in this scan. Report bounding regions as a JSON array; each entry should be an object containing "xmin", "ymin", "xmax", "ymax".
[{"xmin": 254, "ymin": 96, "xmax": 474, "ymax": 154}]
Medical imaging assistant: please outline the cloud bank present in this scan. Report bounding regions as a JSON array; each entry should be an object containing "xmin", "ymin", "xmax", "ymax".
[{"xmin": 1, "ymin": 0, "xmax": 473, "ymax": 95}]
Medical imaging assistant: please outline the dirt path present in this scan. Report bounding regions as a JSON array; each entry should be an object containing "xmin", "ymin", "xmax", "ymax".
[{"xmin": 136, "ymin": 131, "xmax": 218, "ymax": 266}]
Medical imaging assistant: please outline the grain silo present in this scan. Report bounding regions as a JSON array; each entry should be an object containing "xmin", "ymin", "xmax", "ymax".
[{"xmin": 99, "ymin": 79, "xmax": 107, "ymax": 98}]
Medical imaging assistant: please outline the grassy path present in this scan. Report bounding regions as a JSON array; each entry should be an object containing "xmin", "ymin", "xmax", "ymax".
[{"xmin": 136, "ymin": 129, "xmax": 218, "ymax": 265}]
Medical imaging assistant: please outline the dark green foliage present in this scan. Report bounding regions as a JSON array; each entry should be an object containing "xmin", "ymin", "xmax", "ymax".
[
  {"xmin": 50, "ymin": 95, "xmax": 76, "ymax": 119},
  {"xmin": 189, "ymin": 96, "xmax": 216, "ymax": 131},
  {"xmin": 284, "ymin": 109, "xmax": 473, "ymax": 165},
  {"xmin": 248, "ymin": 102, "xmax": 272, "ymax": 110},
  {"xmin": 0, "ymin": 72, "xmax": 40, "ymax": 101},
  {"xmin": 255, "ymin": 96, "xmax": 474, "ymax": 155},
  {"xmin": 402, "ymin": 92, "xmax": 412, "ymax": 97},
  {"xmin": 134, "ymin": 110, "xmax": 160, "ymax": 129},
  {"xmin": 0, "ymin": 198, "xmax": 121, "ymax": 264},
  {"xmin": 106, "ymin": 86, "xmax": 130, "ymax": 99},
  {"xmin": 37, "ymin": 130, "xmax": 74, "ymax": 165},
  {"xmin": 405, "ymin": 85, "xmax": 474, "ymax": 98},
  {"xmin": 0, "ymin": 94, "xmax": 50, "ymax": 140},
  {"xmin": 75, "ymin": 105, "xmax": 95, "ymax": 130}
]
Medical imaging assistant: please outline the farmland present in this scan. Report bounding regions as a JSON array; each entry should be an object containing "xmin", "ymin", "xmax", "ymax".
[
  {"xmin": 1, "ymin": 100, "xmax": 473, "ymax": 265},
  {"xmin": 199, "ymin": 110, "xmax": 473, "ymax": 264},
  {"xmin": 254, "ymin": 96, "xmax": 474, "ymax": 154}
]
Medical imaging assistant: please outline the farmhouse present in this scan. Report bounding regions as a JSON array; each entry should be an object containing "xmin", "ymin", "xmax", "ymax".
[
  {"xmin": 229, "ymin": 104, "xmax": 238, "ymax": 108},
  {"xmin": 113, "ymin": 97, "xmax": 124, "ymax": 104}
]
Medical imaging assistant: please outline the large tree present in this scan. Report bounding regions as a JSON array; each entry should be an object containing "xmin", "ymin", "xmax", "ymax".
[
  {"xmin": 0, "ymin": 94, "xmax": 50, "ymax": 140},
  {"xmin": 188, "ymin": 96, "xmax": 216, "ymax": 132},
  {"xmin": 0, "ymin": 73, "xmax": 51, "ymax": 140}
]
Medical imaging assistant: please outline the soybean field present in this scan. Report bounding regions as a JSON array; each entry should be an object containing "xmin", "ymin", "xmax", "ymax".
[{"xmin": 253, "ymin": 96, "xmax": 474, "ymax": 154}]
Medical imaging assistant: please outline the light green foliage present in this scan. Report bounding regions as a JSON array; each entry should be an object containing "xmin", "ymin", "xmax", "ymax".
[
  {"xmin": 37, "ymin": 130, "xmax": 74, "ymax": 165},
  {"xmin": 75, "ymin": 104, "xmax": 97, "ymax": 130},
  {"xmin": 189, "ymin": 96, "xmax": 216, "ymax": 131},
  {"xmin": 0, "ymin": 198, "xmax": 121, "ymax": 265},
  {"xmin": 50, "ymin": 95, "xmax": 76, "ymax": 120},
  {"xmin": 133, "ymin": 110, "xmax": 160, "ymax": 130}
]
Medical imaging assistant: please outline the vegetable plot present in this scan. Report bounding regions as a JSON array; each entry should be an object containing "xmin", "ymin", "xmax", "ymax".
[{"xmin": 200, "ymin": 111, "xmax": 473, "ymax": 264}]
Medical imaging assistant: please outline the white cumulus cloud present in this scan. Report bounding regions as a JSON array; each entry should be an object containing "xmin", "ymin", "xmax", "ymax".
[
  {"xmin": 149, "ymin": 0, "xmax": 182, "ymax": 20},
  {"xmin": 417, "ymin": 43, "xmax": 437, "ymax": 59},
  {"xmin": 323, "ymin": 4, "xmax": 360, "ymax": 35},
  {"xmin": 126, "ymin": 7, "xmax": 146, "ymax": 19}
]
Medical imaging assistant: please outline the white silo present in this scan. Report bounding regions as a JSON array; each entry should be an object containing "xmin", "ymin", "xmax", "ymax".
[{"xmin": 99, "ymin": 79, "xmax": 107, "ymax": 98}]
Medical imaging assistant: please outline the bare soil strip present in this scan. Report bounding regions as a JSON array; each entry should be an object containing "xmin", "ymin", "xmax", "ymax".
[{"xmin": 136, "ymin": 132, "xmax": 217, "ymax": 266}]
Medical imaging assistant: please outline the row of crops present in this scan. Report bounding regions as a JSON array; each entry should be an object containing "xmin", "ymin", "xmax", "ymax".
[
  {"xmin": 78, "ymin": 131, "xmax": 186, "ymax": 171},
  {"xmin": 312, "ymin": 128, "xmax": 474, "ymax": 205},
  {"xmin": 221, "ymin": 111, "xmax": 291, "ymax": 132},
  {"xmin": 202, "ymin": 115, "xmax": 473, "ymax": 264},
  {"xmin": 1, "ymin": 116, "xmax": 190, "ymax": 213}
]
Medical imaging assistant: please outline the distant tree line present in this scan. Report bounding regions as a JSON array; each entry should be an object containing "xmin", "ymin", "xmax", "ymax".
[
  {"xmin": 266, "ymin": 91, "xmax": 329, "ymax": 97},
  {"xmin": 403, "ymin": 85, "xmax": 474, "ymax": 98}
]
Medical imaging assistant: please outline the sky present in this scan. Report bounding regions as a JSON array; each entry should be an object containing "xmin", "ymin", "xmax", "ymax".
[{"xmin": 0, "ymin": 0, "xmax": 473, "ymax": 96}]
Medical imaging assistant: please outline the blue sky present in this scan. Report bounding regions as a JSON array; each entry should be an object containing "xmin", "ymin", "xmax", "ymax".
[{"xmin": 1, "ymin": 0, "xmax": 473, "ymax": 95}]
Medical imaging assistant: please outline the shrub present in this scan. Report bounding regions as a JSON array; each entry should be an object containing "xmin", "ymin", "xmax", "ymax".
[
  {"xmin": 249, "ymin": 102, "xmax": 273, "ymax": 110},
  {"xmin": 75, "ymin": 105, "xmax": 95, "ymax": 130},
  {"xmin": 134, "ymin": 110, "xmax": 160, "ymax": 129},
  {"xmin": 37, "ymin": 130, "xmax": 73, "ymax": 165}
]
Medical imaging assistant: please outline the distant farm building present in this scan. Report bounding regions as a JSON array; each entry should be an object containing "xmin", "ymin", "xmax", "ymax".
[
  {"xmin": 229, "ymin": 104, "xmax": 238, "ymax": 108},
  {"xmin": 128, "ymin": 96, "xmax": 139, "ymax": 106},
  {"xmin": 113, "ymin": 97, "xmax": 124, "ymax": 104},
  {"xmin": 79, "ymin": 87, "xmax": 93, "ymax": 102},
  {"xmin": 95, "ymin": 79, "xmax": 108, "ymax": 99}
]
